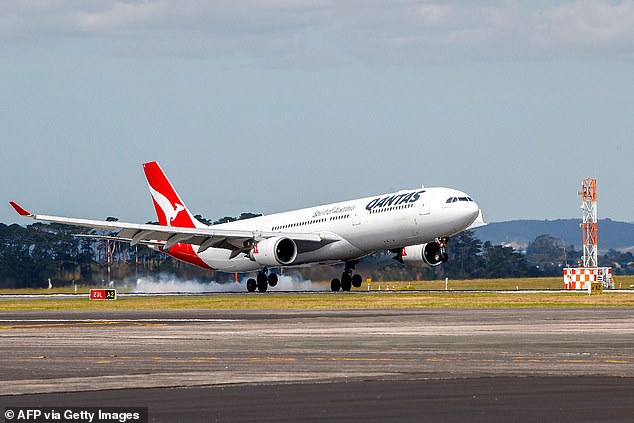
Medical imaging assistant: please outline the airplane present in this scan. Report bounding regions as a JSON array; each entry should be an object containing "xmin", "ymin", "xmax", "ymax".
[{"xmin": 10, "ymin": 161, "xmax": 485, "ymax": 292}]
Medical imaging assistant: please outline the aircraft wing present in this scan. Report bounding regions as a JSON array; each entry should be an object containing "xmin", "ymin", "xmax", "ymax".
[{"xmin": 9, "ymin": 202, "xmax": 340, "ymax": 256}]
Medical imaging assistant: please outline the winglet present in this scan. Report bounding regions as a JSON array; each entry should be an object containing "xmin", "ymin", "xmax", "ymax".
[{"xmin": 9, "ymin": 201, "xmax": 33, "ymax": 217}]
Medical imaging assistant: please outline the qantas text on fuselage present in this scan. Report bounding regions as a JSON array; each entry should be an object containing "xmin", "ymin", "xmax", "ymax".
[{"xmin": 10, "ymin": 161, "xmax": 485, "ymax": 292}]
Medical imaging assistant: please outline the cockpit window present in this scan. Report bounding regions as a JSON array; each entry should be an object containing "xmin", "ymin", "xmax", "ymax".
[{"xmin": 447, "ymin": 196, "xmax": 474, "ymax": 203}]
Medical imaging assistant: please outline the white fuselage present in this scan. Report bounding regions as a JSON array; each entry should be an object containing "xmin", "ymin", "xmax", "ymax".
[{"xmin": 189, "ymin": 186, "xmax": 480, "ymax": 272}]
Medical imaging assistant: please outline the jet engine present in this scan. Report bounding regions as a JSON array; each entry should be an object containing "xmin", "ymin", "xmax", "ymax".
[
  {"xmin": 250, "ymin": 237, "xmax": 298, "ymax": 267},
  {"xmin": 397, "ymin": 242, "xmax": 448, "ymax": 268}
]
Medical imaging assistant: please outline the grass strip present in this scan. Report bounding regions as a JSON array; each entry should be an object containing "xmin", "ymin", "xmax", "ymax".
[{"xmin": 1, "ymin": 291, "xmax": 634, "ymax": 310}]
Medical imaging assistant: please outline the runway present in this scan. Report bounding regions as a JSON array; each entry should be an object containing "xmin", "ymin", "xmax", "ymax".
[{"xmin": 1, "ymin": 308, "xmax": 634, "ymax": 421}]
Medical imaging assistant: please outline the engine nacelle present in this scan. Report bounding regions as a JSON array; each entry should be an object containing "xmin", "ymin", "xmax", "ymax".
[
  {"xmin": 250, "ymin": 237, "xmax": 298, "ymax": 267},
  {"xmin": 398, "ymin": 243, "xmax": 448, "ymax": 269}
]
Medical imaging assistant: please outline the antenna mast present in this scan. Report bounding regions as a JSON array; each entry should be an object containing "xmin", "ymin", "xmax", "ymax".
[
  {"xmin": 580, "ymin": 178, "xmax": 598, "ymax": 268},
  {"xmin": 565, "ymin": 178, "xmax": 612, "ymax": 291}
]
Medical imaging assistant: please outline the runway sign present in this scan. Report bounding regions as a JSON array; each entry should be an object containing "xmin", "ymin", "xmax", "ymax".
[
  {"xmin": 590, "ymin": 282, "xmax": 603, "ymax": 295},
  {"xmin": 89, "ymin": 289, "xmax": 117, "ymax": 300}
]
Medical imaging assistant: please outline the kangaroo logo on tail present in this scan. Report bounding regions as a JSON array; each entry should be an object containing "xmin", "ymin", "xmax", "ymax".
[
  {"xmin": 148, "ymin": 185, "xmax": 186, "ymax": 227},
  {"xmin": 143, "ymin": 161, "xmax": 203, "ymax": 229}
]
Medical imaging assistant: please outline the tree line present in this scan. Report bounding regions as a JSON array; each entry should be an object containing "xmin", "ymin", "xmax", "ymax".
[
  {"xmin": 1, "ymin": 218, "xmax": 633, "ymax": 289},
  {"xmin": 0, "ymin": 213, "xmax": 261, "ymax": 289}
]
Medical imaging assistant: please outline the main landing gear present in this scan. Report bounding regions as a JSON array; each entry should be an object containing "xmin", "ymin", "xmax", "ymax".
[
  {"xmin": 246, "ymin": 269, "xmax": 278, "ymax": 293},
  {"xmin": 331, "ymin": 261, "xmax": 362, "ymax": 292}
]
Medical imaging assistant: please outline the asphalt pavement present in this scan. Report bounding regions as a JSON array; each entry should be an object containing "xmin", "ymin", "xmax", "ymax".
[{"xmin": 1, "ymin": 308, "xmax": 633, "ymax": 422}]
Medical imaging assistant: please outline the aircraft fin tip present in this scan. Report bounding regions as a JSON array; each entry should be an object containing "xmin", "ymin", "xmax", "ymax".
[{"xmin": 9, "ymin": 201, "xmax": 33, "ymax": 217}]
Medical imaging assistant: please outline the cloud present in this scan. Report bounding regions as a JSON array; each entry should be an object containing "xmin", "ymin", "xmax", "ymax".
[
  {"xmin": 531, "ymin": 0, "xmax": 634, "ymax": 54},
  {"xmin": 1, "ymin": 1, "xmax": 633, "ymax": 63},
  {"xmin": 329, "ymin": 1, "xmax": 526, "ymax": 62},
  {"xmin": 330, "ymin": 0, "xmax": 634, "ymax": 62}
]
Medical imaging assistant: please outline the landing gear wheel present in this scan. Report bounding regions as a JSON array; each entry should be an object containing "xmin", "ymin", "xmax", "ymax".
[
  {"xmin": 351, "ymin": 274, "xmax": 362, "ymax": 288},
  {"xmin": 257, "ymin": 272, "xmax": 268, "ymax": 293},
  {"xmin": 332, "ymin": 260, "xmax": 359, "ymax": 292},
  {"xmin": 341, "ymin": 273, "xmax": 352, "ymax": 291},
  {"xmin": 331, "ymin": 278, "xmax": 341, "ymax": 292},
  {"xmin": 257, "ymin": 279, "xmax": 268, "ymax": 292},
  {"xmin": 267, "ymin": 273, "xmax": 278, "ymax": 287},
  {"xmin": 246, "ymin": 278, "xmax": 257, "ymax": 293}
]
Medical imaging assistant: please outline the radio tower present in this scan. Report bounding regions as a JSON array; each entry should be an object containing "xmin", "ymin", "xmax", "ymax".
[
  {"xmin": 564, "ymin": 178, "xmax": 611, "ymax": 290},
  {"xmin": 580, "ymin": 178, "xmax": 598, "ymax": 268}
]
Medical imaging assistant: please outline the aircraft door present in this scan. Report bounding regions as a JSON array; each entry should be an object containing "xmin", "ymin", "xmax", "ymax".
[
  {"xmin": 352, "ymin": 211, "xmax": 361, "ymax": 226},
  {"xmin": 419, "ymin": 193, "xmax": 431, "ymax": 215}
]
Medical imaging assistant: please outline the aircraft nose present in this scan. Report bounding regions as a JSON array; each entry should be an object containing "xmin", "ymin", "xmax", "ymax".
[
  {"xmin": 450, "ymin": 192, "xmax": 480, "ymax": 228},
  {"xmin": 468, "ymin": 199, "xmax": 480, "ymax": 217},
  {"xmin": 463, "ymin": 200, "xmax": 480, "ymax": 226},
  {"xmin": 432, "ymin": 188, "xmax": 483, "ymax": 232}
]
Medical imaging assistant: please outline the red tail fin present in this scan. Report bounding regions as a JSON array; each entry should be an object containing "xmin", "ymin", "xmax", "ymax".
[{"xmin": 143, "ymin": 161, "xmax": 204, "ymax": 228}]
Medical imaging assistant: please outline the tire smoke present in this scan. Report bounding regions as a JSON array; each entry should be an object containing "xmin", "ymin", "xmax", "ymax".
[{"xmin": 132, "ymin": 273, "xmax": 325, "ymax": 293}]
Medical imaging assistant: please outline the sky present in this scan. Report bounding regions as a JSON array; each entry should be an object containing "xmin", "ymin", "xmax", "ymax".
[{"xmin": 1, "ymin": 0, "xmax": 633, "ymax": 226}]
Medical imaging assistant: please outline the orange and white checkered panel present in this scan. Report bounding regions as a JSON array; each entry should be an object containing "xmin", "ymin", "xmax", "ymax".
[{"xmin": 564, "ymin": 268, "xmax": 597, "ymax": 290}]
